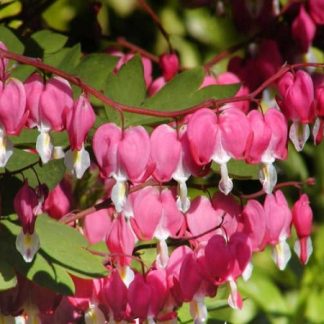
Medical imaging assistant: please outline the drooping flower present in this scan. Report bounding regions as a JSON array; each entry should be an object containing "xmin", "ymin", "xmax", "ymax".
[
  {"xmin": 64, "ymin": 94, "xmax": 96, "ymax": 179},
  {"xmin": 292, "ymin": 194, "xmax": 313, "ymax": 265},
  {"xmin": 14, "ymin": 181, "xmax": 41, "ymax": 263}
]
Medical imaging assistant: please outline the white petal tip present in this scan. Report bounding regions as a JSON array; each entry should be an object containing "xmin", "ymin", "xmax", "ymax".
[
  {"xmin": 64, "ymin": 148, "xmax": 90, "ymax": 179},
  {"xmin": 118, "ymin": 266, "xmax": 134, "ymax": 288},
  {"xmin": 272, "ymin": 240, "xmax": 291, "ymax": 270},
  {"xmin": 294, "ymin": 237, "xmax": 313, "ymax": 265},
  {"xmin": 289, "ymin": 122, "xmax": 310, "ymax": 152},
  {"xmin": 36, "ymin": 131, "xmax": 53, "ymax": 164},
  {"xmin": 16, "ymin": 230, "xmax": 40, "ymax": 263}
]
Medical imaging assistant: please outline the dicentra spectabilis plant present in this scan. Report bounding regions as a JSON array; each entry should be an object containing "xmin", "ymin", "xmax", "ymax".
[{"xmin": 0, "ymin": 0, "xmax": 322, "ymax": 322}]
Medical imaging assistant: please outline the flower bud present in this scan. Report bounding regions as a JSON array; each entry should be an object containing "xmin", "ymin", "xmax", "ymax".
[
  {"xmin": 292, "ymin": 5, "xmax": 316, "ymax": 53},
  {"xmin": 292, "ymin": 194, "xmax": 313, "ymax": 264}
]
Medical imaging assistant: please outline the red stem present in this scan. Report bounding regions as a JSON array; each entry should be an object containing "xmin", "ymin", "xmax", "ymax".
[
  {"xmin": 0, "ymin": 48, "xmax": 323, "ymax": 119},
  {"xmin": 116, "ymin": 37, "xmax": 159, "ymax": 64}
]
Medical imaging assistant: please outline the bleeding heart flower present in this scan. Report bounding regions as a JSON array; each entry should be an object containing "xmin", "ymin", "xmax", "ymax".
[
  {"xmin": 64, "ymin": 94, "xmax": 96, "ymax": 179},
  {"xmin": 292, "ymin": 194, "xmax": 313, "ymax": 264},
  {"xmin": 14, "ymin": 181, "xmax": 40, "ymax": 263}
]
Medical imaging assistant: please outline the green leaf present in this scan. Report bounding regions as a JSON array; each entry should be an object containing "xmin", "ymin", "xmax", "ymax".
[
  {"xmin": 143, "ymin": 67, "xmax": 205, "ymax": 110},
  {"xmin": 9, "ymin": 128, "xmax": 38, "ymax": 145},
  {"xmin": 211, "ymin": 160, "xmax": 259, "ymax": 180},
  {"xmin": 73, "ymin": 53, "xmax": 119, "ymax": 104},
  {"xmin": 278, "ymin": 143, "xmax": 308, "ymax": 180},
  {"xmin": 191, "ymin": 84, "xmax": 240, "ymax": 105},
  {"xmin": 305, "ymin": 289, "xmax": 324, "ymax": 323},
  {"xmin": 10, "ymin": 64, "xmax": 36, "ymax": 81},
  {"xmin": 0, "ymin": 26, "xmax": 24, "ymax": 54},
  {"xmin": 44, "ymin": 44, "xmax": 81, "ymax": 73},
  {"xmin": 122, "ymin": 68, "xmax": 239, "ymax": 127},
  {"xmin": 31, "ymin": 30, "xmax": 68, "ymax": 54},
  {"xmin": 15, "ymin": 158, "xmax": 66, "ymax": 190},
  {"xmin": 105, "ymin": 55, "xmax": 146, "ymax": 106},
  {"xmin": 36, "ymin": 215, "xmax": 108, "ymax": 279},
  {"xmin": 0, "ymin": 260, "xmax": 17, "ymax": 291},
  {"xmin": 238, "ymin": 270, "xmax": 288, "ymax": 315},
  {"xmin": 52, "ymin": 131, "xmax": 69, "ymax": 147},
  {"xmin": 104, "ymin": 56, "xmax": 147, "ymax": 126},
  {"xmin": 0, "ymin": 215, "xmax": 108, "ymax": 294},
  {"xmin": 0, "ymin": 149, "xmax": 39, "ymax": 174},
  {"xmin": 0, "ymin": 219, "xmax": 74, "ymax": 295}
]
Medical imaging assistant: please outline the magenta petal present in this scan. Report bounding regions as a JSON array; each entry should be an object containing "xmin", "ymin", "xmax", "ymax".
[
  {"xmin": 128, "ymin": 274, "xmax": 151, "ymax": 319},
  {"xmin": 93, "ymin": 123, "xmax": 122, "ymax": 178},
  {"xmin": 219, "ymin": 107, "xmax": 251, "ymax": 159},
  {"xmin": 131, "ymin": 186, "xmax": 163, "ymax": 240},
  {"xmin": 187, "ymin": 196, "xmax": 221, "ymax": 242},
  {"xmin": 118, "ymin": 126, "xmax": 151, "ymax": 182},
  {"xmin": 0, "ymin": 78, "xmax": 27, "ymax": 135},
  {"xmin": 151, "ymin": 124, "xmax": 181, "ymax": 183},
  {"xmin": 66, "ymin": 95, "xmax": 96, "ymax": 150},
  {"xmin": 187, "ymin": 108, "xmax": 217, "ymax": 166},
  {"xmin": 25, "ymin": 73, "xmax": 44, "ymax": 128},
  {"xmin": 204, "ymin": 235, "xmax": 233, "ymax": 281},
  {"xmin": 84, "ymin": 208, "xmax": 113, "ymax": 244},
  {"xmin": 39, "ymin": 77, "xmax": 73, "ymax": 131},
  {"xmin": 245, "ymin": 110, "xmax": 271, "ymax": 163}
]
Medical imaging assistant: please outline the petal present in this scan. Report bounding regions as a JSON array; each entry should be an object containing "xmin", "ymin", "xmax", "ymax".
[
  {"xmin": 110, "ymin": 179, "xmax": 127, "ymax": 213},
  {"xmin": 289, "ymin": 121, "xmax": 310, "ymax": 152},
  {"xmin": 36, "ymin": 131, "xmax": 53, "ymax": 164},
  {"xmin": 64, "ymin": 147, "xmax": 90, "ymax": 179},
  {"xmin": 259, "ymin": 162, "xmax": 277, "ymax": 194},
  {"xmin": 0, "ymin": 131, "xmax": 13, "ymax": 167},
  {"xmin": 227, "ymin": 279, "xmax": 243, "ymax": 310},
  {"xmin": 84, "ymin": 304, "xmax": 106, "ymax": 324},
  {"xmin": 187, "ymin": 108, "xmax": 217, "ymax": 165},
  {"xmin": 294, "ymin": 236, "xmax": 313, "ymax": 265},
  {"xmin": 151, "ymin": 124, "xmax": 181, "ymax": 183},
  {"xmin": 156, "ymin": 239, "xmax": 169, "ymax": 269},
  {"xmin": 271, "ymin": 240, "xmax": 291, "ymax": 270},
  {"xmin": 190, "ymin": 296, "xmax": 208, "ymax": 323},
  {"xmin": 118, "ymin": 126, "xmax": 151, "ymax": 182},
  {"xmin": 176, "ymin": 180, "xmax": 190, "ymax": 213},
  {"xmin": 218, "ymin": 163, "xmax": 233, "ymax": 195},
  {"xmin": 16, "ymin": 230, "xmax": 40, "ymax": 263}
]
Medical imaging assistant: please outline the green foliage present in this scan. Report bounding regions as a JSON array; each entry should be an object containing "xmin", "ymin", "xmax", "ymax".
[
  {"xmin": 212, "ymin": 160, "xmax": 259, "ymax": 180},
  {"xmin": 31, "ymin": 30, "xmax": 68, "ymax": 54},
  {"xmin": 0, "ymin": 215, "xmax": 108, "ymax": 295},
  {"xmin": 0, "ymin": 260, "xmax": 17, "ymax": 291},
  {"xmin": 73, "ymin": 53, "xmax": 119, "ymax": 103},
  {"xmin": 0, "ymin": 25, "xmax": 24, "ymax": 54}
]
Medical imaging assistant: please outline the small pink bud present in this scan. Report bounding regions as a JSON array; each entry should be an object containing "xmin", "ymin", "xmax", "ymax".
[
  {"xmin": 292, "ymin": 194, "xmax": 313, "ymax": 238},
  {"xmin": 66, "ymin": 94, "xmax": 96, "ymax": 150},
  {"xmin": 14, "ymin": 181, "xmax": 39, "ymax": 234},
  {"xmin": 159, "ymin": 53, "xmax": 179, "ymax": 81},
  {"xmin": 44, "ymin": 180, "xmax": 72, "ymax": 219},
  {"xmin": 292, "ymin": 5, "xmax": 316, "ymax": 53},
  {"xmin": 292, "ymin": 194, "xmax": 313, "ymax": 265}
]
